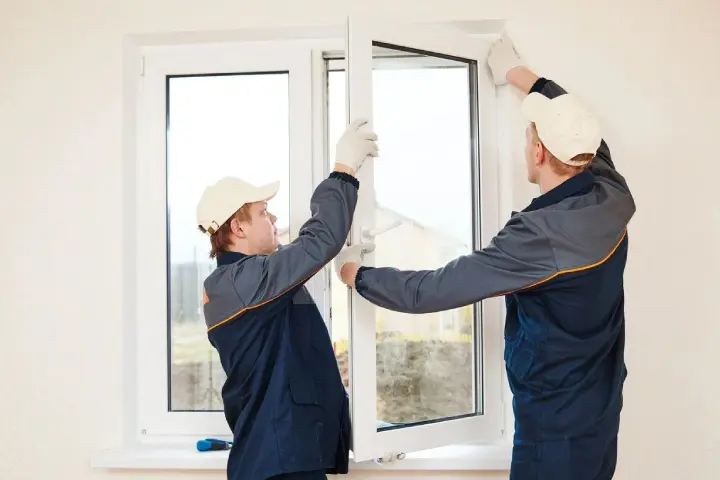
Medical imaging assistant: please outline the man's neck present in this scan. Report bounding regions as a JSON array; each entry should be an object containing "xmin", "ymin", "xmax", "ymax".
[
  {"xmin": 226, "ymin": 243, "xmax": 278, "ymax": 256},
  {"xmin": 538, "ymin": 174, "xmax": 573, "ymax": 194},
  {"xmin": 227, "ymin": 243, "xmax": 251, "ymax": 255}
]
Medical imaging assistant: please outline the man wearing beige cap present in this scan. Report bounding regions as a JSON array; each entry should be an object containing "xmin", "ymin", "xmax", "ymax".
[
  {"xmin": 337, "ymin": 36, "xmax": 635, "ymax": 479},
  {"xmin": 198, "ymin": 120, "xmax": 377, "ymax": 480}
]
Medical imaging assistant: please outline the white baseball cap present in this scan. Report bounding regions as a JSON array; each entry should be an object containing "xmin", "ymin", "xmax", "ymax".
[
  {"xmin": 521, "ymin": 92, "xmax": 602, "ymax": 166},
  {"xmin": 196, "ymin": 177, "xmax": 279, "ymax": 235}
]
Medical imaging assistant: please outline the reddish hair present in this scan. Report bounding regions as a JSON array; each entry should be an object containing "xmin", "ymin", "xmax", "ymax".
[
  {"xmin": 530, "ymin": 123, "xmax": 593, "ymax": 176},
  {"xmin": 207, "ymin": 204, "xmax": 253, "ymax": 259}
]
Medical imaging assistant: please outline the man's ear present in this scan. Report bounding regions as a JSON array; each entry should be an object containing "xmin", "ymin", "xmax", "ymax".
[
  {"xmin": 230, "ymin": 218, "xmax": 246, "ymax": 239},
  {"xmin": 534, "ymin": 141, "xmax": 545, "ymax": 166}
]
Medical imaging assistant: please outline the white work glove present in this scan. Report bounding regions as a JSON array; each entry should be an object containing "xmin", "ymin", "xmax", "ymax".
[
  {"xmin": 334, "ymin": 243, "xmax": 376, "ymax": 283},
  {"xmin": 487, "ymin": 34, "xmax": 525, "ymax": 85},
  {"xmin": 334, "ymin": 119, "xmax": 379, "ymax": 174}
]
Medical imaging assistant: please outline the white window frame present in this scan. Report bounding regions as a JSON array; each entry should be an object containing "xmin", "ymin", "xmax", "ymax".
[
  {"xmin": 133, "ymin": 40, "xmax": 321, "ymax": 439},
  {"xmin": 112, "ymin": 20, "xmax": 514, "ymax": 471},
  {"xmin": 344, "ymin": 17, "xmax": 505, "ymax": 462}
]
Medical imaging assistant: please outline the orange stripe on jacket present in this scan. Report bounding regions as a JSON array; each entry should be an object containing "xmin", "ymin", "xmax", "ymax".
[
  {"xmin": 207, "ymin": 267, "xmax": 322, "ymax": 332},
  {"xmin": 495, "ymin": 229, "xmax": 628, "ymax": 297}
]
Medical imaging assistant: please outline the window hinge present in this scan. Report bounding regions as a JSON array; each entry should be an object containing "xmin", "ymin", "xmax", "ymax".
[{"xmin": 374, "ymin": 452, "xmax": 406, "ymax": 465}]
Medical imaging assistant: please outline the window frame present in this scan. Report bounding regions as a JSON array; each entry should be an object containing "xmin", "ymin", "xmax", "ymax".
[
  {"xmin": 123, "ymin": 21, "xmax": 512, "ymax": 467},
  {"xmin": 343, "ymin": 17, "xmax": 506, "ymax": 461},
  {"xmin": 133, "ymin": 41, "xmax": 320, "ymax": 439}
]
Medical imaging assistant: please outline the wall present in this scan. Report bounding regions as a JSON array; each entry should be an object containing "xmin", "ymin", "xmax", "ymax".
[{"xmin": 1, "ymin": 0, "xmax": 719, "ymax": 479}]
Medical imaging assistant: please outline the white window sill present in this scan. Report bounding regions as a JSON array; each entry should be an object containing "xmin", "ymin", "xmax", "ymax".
[{"xmin": 91, "ymin": 444, "xmax": 511, "ymax": 472}]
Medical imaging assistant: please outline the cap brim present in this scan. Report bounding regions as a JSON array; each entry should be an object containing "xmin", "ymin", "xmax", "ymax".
[
  {"xmin": 254, "ymin": 181, "xmax": 280, "ymax": 203},
  {"xmin": 521, "ymin": 92, "xmax": 551, "ymax": 123}
]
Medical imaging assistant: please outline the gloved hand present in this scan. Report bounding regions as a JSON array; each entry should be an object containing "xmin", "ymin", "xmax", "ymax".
[
  {"xmin": 335, "ymin": 119, "xmax": 379, "ymax": 174},
  {"xmin": 334, "ymin": 243, "xmax": 376, "ymax": 286},
  {"xmin": 488, "ymin": 34, "xmax": 525, "ymax": 85}
]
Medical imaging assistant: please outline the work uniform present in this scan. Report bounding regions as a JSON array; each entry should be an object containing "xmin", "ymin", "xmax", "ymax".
[
  {"xmin": 202, "ymin": 172, "xmax": 358, "ymax": 480},
  {"xmin": 354, "ymin": 78, "xmax": 635, "ymax": 480}
]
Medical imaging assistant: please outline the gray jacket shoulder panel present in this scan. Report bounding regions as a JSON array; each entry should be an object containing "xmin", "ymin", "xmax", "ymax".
[
  {"xmin": 203, "ymin": 256, "xmax": 318, "ymax": 331},
  {"xmin": 525, "ymin": 179, "xmax": 634, "ymax": 273},
  {"xmin": 202, "ymin": 262, "xmax": 247, "ymax": 330}
]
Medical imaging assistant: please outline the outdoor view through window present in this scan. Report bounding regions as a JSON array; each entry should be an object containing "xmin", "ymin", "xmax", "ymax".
[
  {"xmin": 166, "ymin": 55, "xmax": 478, "ymax": 428},
  {"xmin": 328, "ymin": 50, "xmax": 478, "ymax": 428},
  {"xmin": 166, "ymin": 72, "xmax": 291, "ymax": 412}
]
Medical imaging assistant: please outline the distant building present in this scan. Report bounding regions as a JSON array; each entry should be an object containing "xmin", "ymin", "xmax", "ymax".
[{"xmin": 331, "ymin": 204, "xmax": 474, "ymax": 342}]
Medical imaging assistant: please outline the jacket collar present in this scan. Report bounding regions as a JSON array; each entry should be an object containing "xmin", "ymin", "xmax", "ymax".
[
  {"xmin": 216, "ymin": 251, "xmax": 248, "ymax": 266},
  {"xmin": 522, "ymin": 170, "xmax": 595, "ymax": 213}
]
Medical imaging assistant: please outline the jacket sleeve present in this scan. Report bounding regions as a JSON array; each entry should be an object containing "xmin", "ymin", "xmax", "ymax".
[
  {"xmin": 232, "ymin": 171, "xmax": 358, "ymax": 307},
  {"xmin": 530, "ymin": 78, "xmax": 631, "ymax": 194},
  {"xmin": 354, "ymin": 215, "xmax": 558, "ymax": 314}
]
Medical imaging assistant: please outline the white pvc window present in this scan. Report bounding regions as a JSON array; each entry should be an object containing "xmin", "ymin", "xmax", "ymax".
[
  {"xmin": 134, "ymin": 42, "xmax": 315, "ymax": 438},
  {"xmin": 342, "ymin": 18, "xmax": 505, "ymax": 461},
  {"xmin": 131, "ymin": 21, "xmax": 505, "ymax": 460}
]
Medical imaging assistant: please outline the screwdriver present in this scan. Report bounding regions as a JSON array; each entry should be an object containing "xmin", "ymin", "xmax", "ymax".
[{"xmin": 196, "ymin": 438, "xmax": 233, "ymax": 452}]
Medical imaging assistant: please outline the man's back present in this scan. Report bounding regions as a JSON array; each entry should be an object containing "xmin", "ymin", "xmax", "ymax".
[{"xmin": 505, "ymin": 173, "xmax": 629, "ymax": 440}]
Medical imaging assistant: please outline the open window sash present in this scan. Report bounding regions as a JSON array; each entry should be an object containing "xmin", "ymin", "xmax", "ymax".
[{"xmin": 345, "ymin": 17, "xmax": 505, "ymax": 462}]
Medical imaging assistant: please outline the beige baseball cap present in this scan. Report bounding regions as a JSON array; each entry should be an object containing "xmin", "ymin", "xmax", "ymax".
[
  {"xmin": 196, "ymin": 177, "xmax": 279, "ymax": 235},
  {"xmin": 521, "ymin": 92, "xmax": 602, "ymax": 166}
]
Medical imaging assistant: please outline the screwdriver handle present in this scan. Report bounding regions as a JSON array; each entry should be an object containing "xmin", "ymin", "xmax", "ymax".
[{"xmin": 197, "ymin": 438, "xmax": 232, "ymax": 451}]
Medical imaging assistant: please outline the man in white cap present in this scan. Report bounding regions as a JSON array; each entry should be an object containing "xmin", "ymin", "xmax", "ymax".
[
  {"xmin": 336, "ymin": 35, "xmax": 635, "ymax": 479},
  {"xmin": 197, "ymin": 120, "xmax": 377, "ymax": 480}
]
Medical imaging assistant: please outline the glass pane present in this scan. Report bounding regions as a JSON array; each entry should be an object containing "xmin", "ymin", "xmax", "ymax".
[
  {"xmin": 167, "ymin": 73, "xmax": 290, "ymax": 411},
  {"xmin": 328, "ymin": 47, "xmax": 479, "ymax": 428}
]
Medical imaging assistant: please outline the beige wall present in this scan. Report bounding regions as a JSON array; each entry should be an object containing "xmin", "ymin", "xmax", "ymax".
[{"xmin": 2, "ymin": 1, "xmax": 719, "ymax": 479}]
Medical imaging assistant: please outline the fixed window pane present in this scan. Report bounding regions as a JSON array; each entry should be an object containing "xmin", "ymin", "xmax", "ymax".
[
  {"xmin": 328, "ymin": 47, "xmax": 480, "ymax": 429},
  {"xmin": 166, "ymin": 72, "xmax": 290, "ymax": 411}
]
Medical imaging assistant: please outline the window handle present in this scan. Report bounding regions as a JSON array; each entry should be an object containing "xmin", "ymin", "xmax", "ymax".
[{"xmin": 361, "ymin": 220, "xmax": 402, "ymax": 240}]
